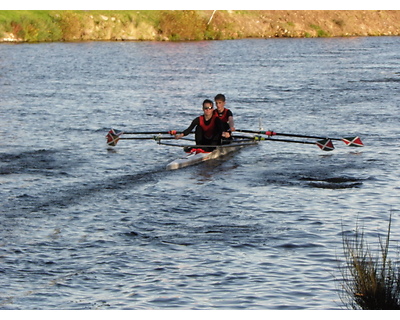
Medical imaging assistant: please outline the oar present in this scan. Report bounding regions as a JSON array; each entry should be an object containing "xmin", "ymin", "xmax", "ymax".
[
  {"xmin": 248, "ymin": 135, "xmax": 335, "ymax": 151},
  {"xmin": 111, "ymin": 129, "xmax": 197, "ymax": 135},
  {"xmin": 106, "ymin": 129, "xmax": 180, "ymax": 146},
  {"xmin": 118, "ymin": 130, "xmax": 180, "ymax": 135},
  {"xmin": 236, "ymin": 129, "xmax": 363, "ymax": 147},
  {"xmin": 118, "ymin": 136, "xmax": 177, "ymax": 140},
  {"xmin": 159, "ymin": 135, "xmax": 334, "ymax": 152}
]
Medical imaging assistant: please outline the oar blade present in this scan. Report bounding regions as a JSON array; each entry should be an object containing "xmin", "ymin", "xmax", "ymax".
[
  {"xmin": 342, "ymin": 136, "xmax": 364, "ymax": 147},
  {"xmin": 316, "ymin": 139, "xmax": 335, "ymax": 151},
  {"xmin": 106, "ymin": 129, "xmax": 123, "ymax": 146}
]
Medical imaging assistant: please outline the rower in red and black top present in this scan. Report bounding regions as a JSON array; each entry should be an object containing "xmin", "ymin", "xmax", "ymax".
[
  {"xmin": 174, "ymin": 99, "xmax": 230, "ymax": 151},
  {"xmin": 214, "ymin": 94, "xmax": 235, "ymax": 133}
]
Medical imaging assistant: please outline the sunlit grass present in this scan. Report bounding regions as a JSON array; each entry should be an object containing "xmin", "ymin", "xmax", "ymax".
[
  {"xmin": 0, "ymin": 10, "xmax": 163, "ymax": 42},
  {"xmin": 0, "ymin": 10, "xmax": 270, "ymax": 42},
  {"xmin": 0, "ymin": 10, "xmax": 63, "ymax": 41}
]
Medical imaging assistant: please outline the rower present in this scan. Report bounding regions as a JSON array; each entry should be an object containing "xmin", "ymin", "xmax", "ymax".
[
  {"xmin": 174, "ymin": 99, "xmax": 230, "ymax": 152},
  {"xmin": 214, "ymin": 94, "xmax": 235, "ymax": 136}
]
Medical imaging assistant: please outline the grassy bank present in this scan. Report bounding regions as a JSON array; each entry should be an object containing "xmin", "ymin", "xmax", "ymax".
[{"xmin": 1, "ymin": 10, "xmax": 400, "ymax": 42}]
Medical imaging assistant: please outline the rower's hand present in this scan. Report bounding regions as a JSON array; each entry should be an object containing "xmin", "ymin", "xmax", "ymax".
[
  {"xmin": 175, "ymin": 133, "xmax": 184, "ymax": 139},
  {"xmin": 230, "ymin": 127, "xmax": 236, "ymax": 132},
  {"xmin": 222, "ymin": 132, "xmax": 231, "ymax": 138}
]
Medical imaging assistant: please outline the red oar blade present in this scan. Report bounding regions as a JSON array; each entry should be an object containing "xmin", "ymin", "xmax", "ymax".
[
  {"xmin": 106, "ymin": 129, "xmax": 123, "ymax": 146},
  {"xmin": 316, "ymin": 139, "xmax": 335, "ymax": 151},
  {"xmin": 342, "ymin": 136, "xmax": 364, "ymax": 147}
]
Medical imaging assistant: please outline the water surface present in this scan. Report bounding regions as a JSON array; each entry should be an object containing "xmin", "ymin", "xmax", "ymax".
[{"xmin": 1, "ymin": 37, "xmax": 399, "ymax": 309}]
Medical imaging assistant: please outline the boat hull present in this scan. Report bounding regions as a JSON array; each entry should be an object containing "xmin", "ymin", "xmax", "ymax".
[{"xmin": 166, "ymin": 141, "xmax": 257, "ymax": 170}]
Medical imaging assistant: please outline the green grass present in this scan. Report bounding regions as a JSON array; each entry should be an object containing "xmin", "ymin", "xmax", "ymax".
[
  {"xmin": 310, "ymin": 24, "xmax": 330, "ymax": 37},
  {"xmin": 0, "ymin": 10, "xmax": 63, "ymax": 41},
  {"xmin": 0, "ymin": 10, "xmax": 221, "ymax": 42},
  {"xmin": 0, "ymin": 10, "xmax": 164, "ymax": 42}
]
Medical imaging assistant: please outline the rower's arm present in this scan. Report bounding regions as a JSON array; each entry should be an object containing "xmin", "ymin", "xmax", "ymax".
[
  {"xmin": 228, "ymin": 116, "xmax": 235, "ymax": 131},
  {"xmin": 182, "ymin": 118, "xmax": 199, "ymax": 136},
  {"xmin": 175, "ymin": 117, "xmax": 199, "ymax": 139}
]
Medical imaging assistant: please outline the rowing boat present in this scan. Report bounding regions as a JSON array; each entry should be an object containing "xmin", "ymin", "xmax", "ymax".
[{"xmin": 166, "ymin": 140, "xmax": 258, "ymax": 170}]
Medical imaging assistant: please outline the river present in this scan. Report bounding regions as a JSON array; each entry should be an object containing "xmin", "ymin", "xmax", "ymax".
[{"xmin": 1, "ymin": 36, "xmax": 399, "ymax": 310}]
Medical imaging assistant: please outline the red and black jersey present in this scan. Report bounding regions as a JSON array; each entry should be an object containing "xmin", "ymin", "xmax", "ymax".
[
  {"xmin": 214, "ymin": 108, "xmax": 232, "ymax": 123},
  {"xmin": 181, "ymin": 114, "xmax": 225, "ymax": 146},
  {"xmin": 199, "ymin": 114, "xmax": 217, "ymax": 139},
  {"xmin": 182, "ymin": 115, "xmax": 221, "ymax": 137}
]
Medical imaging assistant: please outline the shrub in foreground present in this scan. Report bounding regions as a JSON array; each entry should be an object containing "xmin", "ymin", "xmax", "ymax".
[{"xmin": 339, "ymin": 215, "xmax": 400, "ymax": 309}]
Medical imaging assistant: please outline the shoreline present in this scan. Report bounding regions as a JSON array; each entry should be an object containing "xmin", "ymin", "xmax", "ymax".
[{"xmin": 1, "ymin": 10, "xmax": 399, "ymax": 43}]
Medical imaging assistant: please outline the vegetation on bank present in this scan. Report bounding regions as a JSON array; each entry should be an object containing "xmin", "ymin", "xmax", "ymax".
[
  {"xmin": 338, "ymin": 214, "xmax": 400, "ymax": 309},
  {"xmin": 1, "ymin": 10, "xmax": 400, "ymax": 42}
]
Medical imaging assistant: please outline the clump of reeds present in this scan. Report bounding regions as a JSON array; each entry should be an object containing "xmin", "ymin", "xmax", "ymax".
[{"xmin": 339, "ymin": 214, "xmax": 400, "ymax": 309}]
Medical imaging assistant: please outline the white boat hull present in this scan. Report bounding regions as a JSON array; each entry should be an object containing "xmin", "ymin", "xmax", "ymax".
[{"xmin": 166, "ymin": 141, "xmax": 257, "ymax": 170}]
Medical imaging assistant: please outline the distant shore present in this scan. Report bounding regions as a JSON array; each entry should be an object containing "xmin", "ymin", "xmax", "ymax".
[{"xmin": 1, "ymin": 10, "xmax": 399, "ymax": 43}]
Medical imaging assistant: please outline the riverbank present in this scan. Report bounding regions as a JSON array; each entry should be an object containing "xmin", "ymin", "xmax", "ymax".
[{"xmin": 1, "ymin": 10, "xmax": 399, "ymax": 42}]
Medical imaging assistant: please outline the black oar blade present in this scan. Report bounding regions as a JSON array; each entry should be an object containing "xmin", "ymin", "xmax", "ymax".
[
  {"xmin": 342, "ymin": 136, "xmax": 364, "ymax": 147},
  {"xmin": 106, "ymin": 129, "xmax": 123, "ymax": 146},
  {"xmin": 316, "ymin": 139, "xmax": 335, "ymax": 151}
]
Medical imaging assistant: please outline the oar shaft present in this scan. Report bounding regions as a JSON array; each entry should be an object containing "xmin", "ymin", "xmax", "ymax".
[
  {"xmin": 234, "ymin": 134, "xmax": 315, "ymax": 145},
  {"xmin": 275, "ymin": 132, "xmax": 342, "ymax": 141},
  {"xmin": 234, "ymin": 134, "xmax": 334, "ymax": 151},
  {"xmin": 254, "ymin": 136, "xmax": 316, "ymax": 145},
  {"xmin": 119, "ymin": 136, "xmax": 176, "ymax": 140},
  {"xmin": 122, "ymin": 131, "xmax": 194, "ymax": 135},
  {"xmin": 122, "ymin": 131, "xmax": 174, "ymax": 135},
  {"xmin": 236, "ymin": 129, "xmax": 335, "ymax": 140}
]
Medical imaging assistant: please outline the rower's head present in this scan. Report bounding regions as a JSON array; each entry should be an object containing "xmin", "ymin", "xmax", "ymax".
[
  {"xmin": 214, "ymin": 93, "xmax": 226, "ymax": 111},
  {"xmin": 202, "ymin": 99, "xmax": 214, "ymax": 113}
]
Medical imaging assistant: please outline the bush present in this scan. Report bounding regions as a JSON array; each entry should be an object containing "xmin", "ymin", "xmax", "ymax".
[
  {"xmin": 339, "ymin": 214, "xmax": 400, "ymax": 309},
  {"xmin": 157, "ymin": 10, "xmax": 207, "ymax": 41},
  {"xmin": 52, "ymin": 11, "xmax": 83, "ymax": 41}
]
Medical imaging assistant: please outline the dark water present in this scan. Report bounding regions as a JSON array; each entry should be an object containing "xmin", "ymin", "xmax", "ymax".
[{"xmin": 0, "ymin": 37, "xmax": 399, "ymax": 310}]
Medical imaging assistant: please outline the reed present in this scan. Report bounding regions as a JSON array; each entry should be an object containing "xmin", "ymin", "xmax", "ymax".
[{"xmin": 339, "ymin": 214, "xmax": 400, "ymax": 309}]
